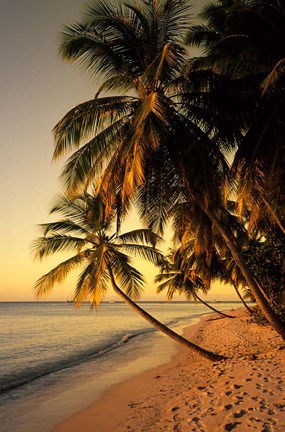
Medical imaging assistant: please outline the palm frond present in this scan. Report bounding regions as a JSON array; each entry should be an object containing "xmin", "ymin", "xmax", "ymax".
[
  {"xmin": 110, "ymin": 251, "xmax": 144, "ymax": 300},
  {"xmin": 121, "ymin": 141, "xmax": 146, "ymax": 202},
  {"xmin": 140, "ymin": 42, "xmax": 185, "ymax": 92},
  {"xmin": 116, "ymin": 229, "xmax": 163, "ymax": 247},
  {"xmin": 34, "ymin": 252, "xmax": 86, "ymax": 298},
  {"xmin": 49, "ymin": 194, "xmax": 91, "ymax": 227},
  {"xmin": 261, "ymin": 58, "xmax": 285, "ymax": 96},
  {"xmin": 95, "ymin": 75, "xmax": 134, "ymax": 97},
  {"xmin": 53, "ymin": 96, "xmax": 135, "ymax": 160},
  {"xmin": 156, "ymin": 278, "xmax": 178, "ymax": 301},
  {"xmin": 74, "ymin": 251, "xmax": 109, "ymax": 307},
  {"xmin": 59, "ymin": 117, "xmax": 132, "ymax": 195},
  {"xmin": 59, "ymin": 22, "xmax": 127, "ymax": 81},
  {"xmin": 38, "ymin": 220, "xmax": 89, "ymax": 237},
  {"xmin": 158, "ymin": 0, "xmax": 192, "ymax": 45},
  {"xmin": 85, "ymin": 0, "xmax": 146, "ymax": 70},
  {"xmin": 32, "ymin": 235, "xmax": 87, "ymax": 260},
  {"xmin": 118, "ymin": 244, "xmax": 164, "ymax": 267}
]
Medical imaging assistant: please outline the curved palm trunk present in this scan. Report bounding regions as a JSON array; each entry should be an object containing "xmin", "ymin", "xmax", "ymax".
[
  {"xmin": 194, "ymin": 294, "xmax": 234, "ymax": 318},
  {"xmin": 204, "ymin": 206, "xmax": 285, "ymax": 339},
  {"xmin": 256, "ymin": 279, "xmax": 279, "ymax": 308},
  {"xmin": 107, "ymin": 267, "xmax": 225, "ymax": 361},
  {"xmin": 256, "ymin": 279, "xmax": 273, "ymax": 303},
  {"xmin": 230, "ymin": 278, "xmax": 254, "ymax": 315}
]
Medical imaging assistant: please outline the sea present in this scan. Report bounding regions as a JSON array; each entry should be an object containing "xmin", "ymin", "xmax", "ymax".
[{"xmin": 0, "ymin": 301, "xmax": 240, "ymax": 431}]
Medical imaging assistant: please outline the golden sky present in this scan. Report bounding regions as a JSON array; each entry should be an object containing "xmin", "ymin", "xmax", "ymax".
[{"xmin": 0, "ymin": 0, "xmax": 236, "ymax": 302}]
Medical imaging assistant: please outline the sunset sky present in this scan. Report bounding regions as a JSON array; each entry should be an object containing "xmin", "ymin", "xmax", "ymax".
[{"xmin": 0, "ymin": 0, "xmax": 235, "ymax": 302}]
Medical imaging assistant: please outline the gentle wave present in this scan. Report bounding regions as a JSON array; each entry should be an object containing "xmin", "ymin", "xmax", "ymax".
[
  {"xmin": 0, "ymin": 312, "xmax": 192, "ymax": 394},
  {"xmin": 0, "ymin": 302, "xmax": 236, "ymax": 396},
  {"xmin": 0, "ymin": 329, "xmax": 151, "ymax": 394}
]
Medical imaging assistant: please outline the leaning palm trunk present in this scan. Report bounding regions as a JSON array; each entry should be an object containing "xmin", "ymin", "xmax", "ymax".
[
  {"xmin": 194, "ymin": 294, "xmax": 234, "ymax": 319},
  {"xmin": 204, "ymin": 206, "xmax": 285, "ymax": 339},
  {"xmin": 230, "ymin": 278, "xmax": 254, "ymax": 315},
  {"xmin": 255, "ymin": 279, "xmax": 279, "ymax": 310},
  {"xmin": 256, "ymin": 279, "xmax": 279, "ymax": 308},
  {"xmin": 108, "ymin": 266, "xmax": 225, "ymax": 361}
]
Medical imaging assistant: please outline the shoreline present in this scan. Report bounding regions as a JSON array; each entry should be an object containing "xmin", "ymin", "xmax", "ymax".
[
  {"xmin": 54, "ymin": 309, "xmax": 285, "ymax": 431},
  {"xmin": 53, "ymin": 315, "xmax": 206, "ymax": 432},
  {"xmin": 52, "ymin": 314, "xmax": 204, "ymax": 432}
]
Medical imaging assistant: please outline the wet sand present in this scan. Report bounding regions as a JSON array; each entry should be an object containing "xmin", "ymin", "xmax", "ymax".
[{"xmin": 54, "ymin": 309, "xmax": 285, "ymax": 432}]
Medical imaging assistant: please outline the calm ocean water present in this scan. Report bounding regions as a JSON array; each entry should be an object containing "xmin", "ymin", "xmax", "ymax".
[{"xmin": 0, "ymin": 301, "xmax": 239, "ymax": 431}]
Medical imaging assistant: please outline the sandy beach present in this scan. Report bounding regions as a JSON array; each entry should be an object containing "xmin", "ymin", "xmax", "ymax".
[{"xmin": 54, "ymin": 309, "xmax": 285, "ymax": 432}]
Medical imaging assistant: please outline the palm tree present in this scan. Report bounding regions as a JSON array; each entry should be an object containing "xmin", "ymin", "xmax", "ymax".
[
  {"xmin": 32, "ymin": 193, "xmax": 224, "ymax": 361},
  {"xmin": 52, "ymin": 0, "xmax": 285, "ymax": 337},
  {"xmin": 155, "ymin": 250, "xmax": 234, "ymax": 318},
  {"xmin": 187, "ymin": 0, "xmax": 285, "ymax": 235},
  {"xmin": 159, "ymin": 197, "xmax": 254, "ymax": 314},
  {"xmin": 186, "ymin": 0, "xmax": 285, "ymax": 334}
]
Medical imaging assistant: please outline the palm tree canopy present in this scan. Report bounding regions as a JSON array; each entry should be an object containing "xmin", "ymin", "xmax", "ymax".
[
  {"xmin": 187, "ymin": 0, "xmax": 285, "ymax": 85},
  {"xmin": 53, "ymin": 0, "xmax": 246, "ymax": 231},
  {"xmin": 59, "ymin": 0, "xmax": 190, "ymax": 89},
  {"xmin": 155, "ymin": 251, "xmax": 207, "ymax": 301},
  {"xmin": 187, "ymin": 0, "xmax": 285, "ymax": 236},
  {"xmin": 32, "ymin": 193, "xmax": 163, "ymax": 307}
]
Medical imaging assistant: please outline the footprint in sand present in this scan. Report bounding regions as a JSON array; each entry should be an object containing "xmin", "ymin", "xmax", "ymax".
[
  {"xmin": 259, "ymin": 403, "xmax": 267, "ymax": 412},
  {"xmin": 233, "ymin": 409, "xmax": 247, "ymax": 418},
  {"xmin": 224, "ymin": 421, "xmax": 241, "ymax": 431},
  {"xmin": 171, "ymin": 406, "xmax": 180, "ymax": 412},
  {"xmin": 274, "ymin": 403, "xmax": 285, "ymax": 411},
  {"xmin": 249, "ymin": 416, "xmax": 262, "ymax": 423},
  {"xmin": 261, "ymin": 421, "xmax": 272, "ymax": 432},
  {"xmin": 189, "ymin": 415, "xmax": 207, "ymax": 431}
]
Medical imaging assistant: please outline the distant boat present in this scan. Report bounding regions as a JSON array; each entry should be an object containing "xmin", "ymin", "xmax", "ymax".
[{"xmin": 65, "ymin": 300, "xmax": 74, "ymax": 303}]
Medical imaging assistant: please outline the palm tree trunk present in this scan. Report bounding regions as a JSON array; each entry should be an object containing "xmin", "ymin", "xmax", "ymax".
[
  {"xmin": 230, "ymin": 278, "xmax": 254, "ymax": 315},
  {"xmin": 256, "ymin": 279, "xmax": 278, "ymax": 307},
  {"xmin": 107, "ymin": 266, "xmax": 225, "ymax": 361},
  {"xmin": 204, "ymin": 206, "xmax": 285, "ymax": 339},
  {"xmin": 194, "ymin": 294, "xmax": 234, "ymax": 318}
]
